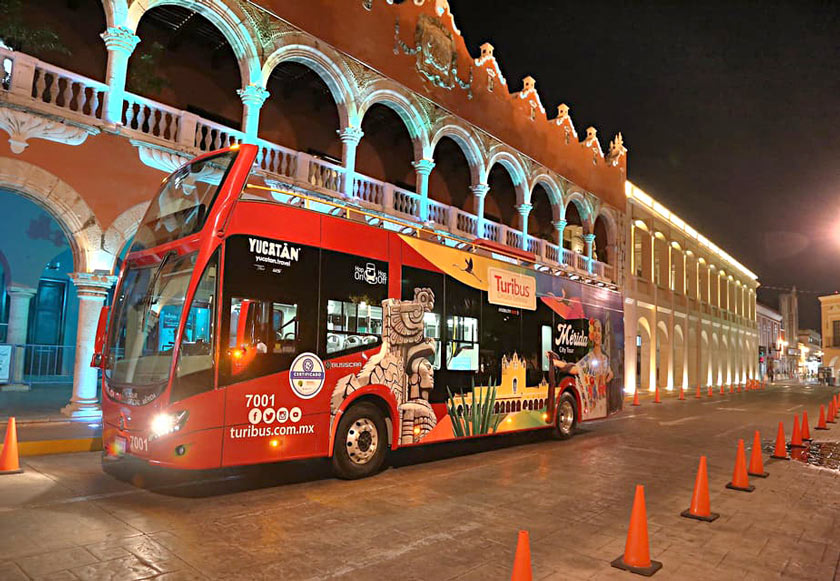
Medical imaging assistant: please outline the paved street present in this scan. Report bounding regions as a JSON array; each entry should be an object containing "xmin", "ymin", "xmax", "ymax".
[{"xmin": 1, "ymin": 382, "xmax": 839, "ymax": 581}]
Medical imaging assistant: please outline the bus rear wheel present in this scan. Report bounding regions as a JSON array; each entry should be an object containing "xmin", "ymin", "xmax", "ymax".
[
  {"xmin": 552, "ymin": 392, "xmax": 578, "ymax": 440},
  {"xmin": 332, "ymin": 402, "xmax": 387, "ymax": 479}
]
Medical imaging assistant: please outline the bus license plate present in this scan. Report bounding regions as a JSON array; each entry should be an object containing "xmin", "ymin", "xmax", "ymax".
[{"xmin": 113, "ymin": 436, "xmax": 127, "ymax": 457}]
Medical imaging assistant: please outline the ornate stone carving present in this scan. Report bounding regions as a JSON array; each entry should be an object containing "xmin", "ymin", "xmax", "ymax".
[
  {"xmin": 415, "ymin": 96, "xmax": 446, "ymax": 131},
  {"xmin": 554, "ymin": 103, "xmax": 578, "ymax": 143},
  {"xmin": 330, "ymin": 288, "xmax": 438, "ymax": 444},
  {"xmin": 100, "ymin": 26, "xmax": 140, "ymax": 55},
  {"xmin": 236, "ymin": 0, "xmax": 297, "ymax": 53},
  {"xmin": 583, "ymin": 126, "xmax": 604, "ymax": 163},
  {"xmin": 0, "ymin": 109, "xmax": 97, "ymax": 153},
  {"xmin": 394, "ymin": 14, "xmax": 472, "ymax": 98},
  {"xmin": 475, "ymin": 42, "xmax": 507, "ymax": 91},
  {"xmin": 606, "ymin": 132, "xmax": 627, "ymax": 166},
  {"xmin": 518, "ymin": 76, "xmax": 545, "ymax": 120},
  {"xmin": 344, "ymin": 57, "xmax": 380, "ymax": 93},
  {"xmin": 237, "ymin": 84, "xmax": 270, "ymax": 107},
  {"xmin": 130, "ymin": 139, "xmax": 191, "ymax": 174}
]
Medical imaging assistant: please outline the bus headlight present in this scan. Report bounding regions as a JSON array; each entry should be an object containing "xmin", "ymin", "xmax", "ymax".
[{"xmin": 149, "ymin": 410, "xmax": 189, "ymax": 440}]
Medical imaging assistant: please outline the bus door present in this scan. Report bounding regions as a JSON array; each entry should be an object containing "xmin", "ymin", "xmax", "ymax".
[{"xmin": 218, "ymin": 234, "xmax": 329, "ymax": 466}]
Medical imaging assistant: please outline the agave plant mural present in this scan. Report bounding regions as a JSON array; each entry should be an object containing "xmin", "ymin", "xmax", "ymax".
[{"xmin": 446, "ymin": 378, "xmax": 504, "ymax": 437}]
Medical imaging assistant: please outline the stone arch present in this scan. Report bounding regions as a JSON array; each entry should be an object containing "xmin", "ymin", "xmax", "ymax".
[
  {"xmin": 102, "ymin": 0, "xmax": 129, "ymax": 29},
  {"xmin": 656, "ymin": 320, "xmax": 670, "ymax": 389},
  {"xmin": 484, "ymin": 148, "xmax": 528, "ymax": 203},
  {"xmin": 637, "ymin": 315, "xmax": 652, "ymax": 391},
  {"xmin": 701, "ymin": 329, "xmax": 710, "ymax": 386},
  {"xmin": 563, "ymin": 190, "xmax": 593, "ymax": 230},
  {"xmin": 429, "ymin": 122, "xmax": 484, "ymax": 186},
  {"xmin": 261, "ymin": 40, "xmax": 357, "ymax": 129},
  {"xmin": 102, "ymin": 202, "xmax": 150, "ymax": 271},
  {"xmin": 593, "ymin": 207, "xmax": 619, "ymax": 266},
  {"xmin": 712, "ymin": 332, "xmax": 720, "ymax": 385},
  {"xmin": 528, "ymin": 173, "xmax": 564, "ymax": 215},
  {"xmin": 126, "ymin": 0, "xmax": 262, "ymax": 87},
  {"xmin": 0, "ymin": 157, "xmax": 105, "ymax": 273},
  {"xmin": 357, "ymin": 84, "xmax": 429, "ymax": 161},
  {"xmin": 673, "ymin": 323, "xmax": 685, "ymax": 390}
]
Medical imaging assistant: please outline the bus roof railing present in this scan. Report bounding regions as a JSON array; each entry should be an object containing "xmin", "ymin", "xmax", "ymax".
[{"xmin": 243, "ymin": 182, "xmax": 617, "ymax": 291}]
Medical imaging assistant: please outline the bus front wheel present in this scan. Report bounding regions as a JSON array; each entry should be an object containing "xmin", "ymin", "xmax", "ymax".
[
  {"xmin": 332, "ymin": 402, "xmax": 388, "ymax": 479},
  {"xmin": 552, "ymin": 392, "xmax": 578, "ymax": 440}
]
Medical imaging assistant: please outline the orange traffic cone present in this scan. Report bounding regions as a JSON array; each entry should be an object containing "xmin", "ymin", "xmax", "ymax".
[
  {"xmin": 632, "ymin": 387, "xmax": 641, "ymax": 407},
  {"xmin": 681, "ymin": 456, "xmax": 720, "ymax": 522},
  {"xmin": 770, "ymin": 421, "xmax": 789, "ymax": 460},
  {"xmin": 747, "ymin": 430, "xmax": 768, "ymax": 478},
  {"xmin": 0, "ymin": 417, "xmax": 22, "ymax": 475},
  {"xmin": 834, "ymin": 395, "xmax": 839, "ymax": 417},
  {"xmin": 611, "ymin": 485, "xmax": 663, "ymax": 576},
  {"xmin": 695, "ymin": 386, "xmax": 702, "ymax": 399},
  {"xmin": 726, "ymin": 439, "xmax": 754, "ymax": 492},
  {"xmin": 511, "ymin": 529, "xmax": 532, "ymax": 581},
  {"xmin": 720, "ymin": 384, "xmax": 725, "ymax": 396},
  {"xmin": 729, "ymin": 384, "xmax": 734, "ymax": 394},
  {"xmin": 801, "ymin": 410, "xmax": 812, "ymax": 441},
  {"xmin": 654, "ymin": 386, "xmax": 662, "ymax": 404},
  {"xmin": 815, "ymin": 405, "xmax": 829, "ymax": 430},
  {"xmin": 737, "ymin": 384, "xmax": 741, "ymax": 393},
  {"xmin": 828, "ymin": 401, "xmax": 837, "ymax": 424},
  {"xmin": 790, "ymin": 415, "xmax": 805, "ymax": 448},
  {"xmin": 707, "ymin": 386, "xmax": 713, "ymax": 398},
  {"xmin": 679, "ymin": 386, "xmax": 685, "ymax": 401}
]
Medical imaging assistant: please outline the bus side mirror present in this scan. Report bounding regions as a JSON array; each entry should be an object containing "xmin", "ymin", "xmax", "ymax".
[{"xmin": 90, "ymin": 306, "xmax": 109, "ymax": 368}]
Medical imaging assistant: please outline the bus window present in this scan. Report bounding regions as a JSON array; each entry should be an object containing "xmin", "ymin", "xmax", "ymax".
[
  {"xmin": 320, "ymin": 250, "xmax": 388, "ymax": 357},
  {"xmin": 446, "ymin": 315, "xmax": 478, "ymax": 371},
  {"xmin": 401, "ymin": 266, "xmax": 443, "ymax": 369},
  {"xmin": 442, "ymin": 275, "xmax": 481, "ymax": 375},
  {"xmin": 171, "ymin": 250, "xmax": 218, "ymax": 402},
  {"xmin": 325, "ymin": 300, "xmax": 382, "ymax": 354},
  {"xmin": 220, "ymin": 235, "xmax": 319, "ymax": 385}
]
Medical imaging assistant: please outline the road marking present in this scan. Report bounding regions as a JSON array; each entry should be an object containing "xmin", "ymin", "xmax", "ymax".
[
  {"xmin": 716, "ymin": 407, "xmax": 749, "ymax": 412},
  {"xmin": 786, "ymin": 405, "xmax": 801, "ymax": 412},
  {"xmin": 659, "ymin": 415, "xmax": 702, "ymax": 426}
]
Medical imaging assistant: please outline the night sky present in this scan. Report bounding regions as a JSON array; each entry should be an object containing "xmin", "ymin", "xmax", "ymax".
[{"xmin": 449, "ymin": 0, "xmax": 840, "ymax": 329}]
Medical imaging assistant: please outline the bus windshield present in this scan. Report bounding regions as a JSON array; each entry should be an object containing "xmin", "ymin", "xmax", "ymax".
[
  {"xmin": 131, "ymin": 151, "xmax": 237, "ymax": 251},
  {"xmin": 105, "ymin": 252, "xmax": 198, "ymax": 405}
]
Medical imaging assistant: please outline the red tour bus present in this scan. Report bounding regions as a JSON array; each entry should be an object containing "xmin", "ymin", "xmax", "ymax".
[{"xmin": 96, "ymin": 144, "xmax": 624, "ymax": 479}]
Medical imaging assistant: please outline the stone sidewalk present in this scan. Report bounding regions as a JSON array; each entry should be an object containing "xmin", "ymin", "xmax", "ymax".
[{"xmin": 0, "ymin": 383, "xmax": 838, "ymax": 580}]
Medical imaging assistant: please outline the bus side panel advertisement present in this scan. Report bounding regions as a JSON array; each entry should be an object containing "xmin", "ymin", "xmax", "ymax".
[{"xmin": 325, "ymin": 235, "xmax": 624, "ymax": 447}]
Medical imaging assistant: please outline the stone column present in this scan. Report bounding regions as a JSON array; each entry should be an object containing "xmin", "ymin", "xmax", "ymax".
[
  {"xmin": 338, "ymin": 126, "xmax": 364, "ymax": 198},
  {"xmin": 5, "ymin": 286, "xmax": 36, "ymax": 388},
  {"xmin": 62, "ymin": 273, "xmax": 116, "ymax": 418},
  {"xmin": 553, "ymin": 219, "xmax": 567, "ymax": 249},
  {"xmin": 583, "ymin": 233, "xmax": 596, "ymax": 273},
  {"xmin": 237, "ymin": 84, "xmax": 270, "ymax": 144},
  {"xmin": 412, "ymin": 158, "xmax": 435, "ymax": 223},
  {"xmin": 470, "ymin": 183, "xmax": 489, "ymax": 238},
  {"xmin": 516, "ymin": 203, "xmax": 532, "ymax": 250},
  {"xmin": 101, "ymin": 26, "xmax": 141, "ymax": 125}
]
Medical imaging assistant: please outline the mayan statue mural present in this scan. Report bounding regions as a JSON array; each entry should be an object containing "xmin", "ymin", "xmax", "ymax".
[{"xmin": 330, "ymin": 288, "xmax": 438, "ymax": 444}]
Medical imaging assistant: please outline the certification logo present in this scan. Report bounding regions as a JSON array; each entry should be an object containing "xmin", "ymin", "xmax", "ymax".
[{"xmin": 289, "ymin": 352, "xmax": 326, "ymax": 399}]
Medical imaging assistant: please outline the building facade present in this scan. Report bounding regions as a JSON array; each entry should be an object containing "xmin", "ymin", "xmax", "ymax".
[
  {"xmin": 623, "ymin": 182, "xmax": 759, "ymax": 392},
  {"xmin": 0, "ymin": 0, "xmax": 758, "ymax": 415},
  {"xmin": 818, "ymin": 294, "xmax": 840, "ymax": 380},
  {"xmin": 778, "ymin": 288, "xmax": 800, "ymax": 378},
  {"xmin": 756, "ymin": 302, "xmax": 783, "ymax": 380}
]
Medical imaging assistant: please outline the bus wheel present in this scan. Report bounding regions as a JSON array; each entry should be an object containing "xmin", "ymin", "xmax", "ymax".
[
  {"xmin": 332, "ymin": 402, "xmax": 387, "ymax": 479},
  {"xmin": 552, "ymin": 392, "xmax": 578, "ymax": 440}
]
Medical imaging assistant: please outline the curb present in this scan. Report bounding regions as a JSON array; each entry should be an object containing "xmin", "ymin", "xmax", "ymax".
[{"xmin": 1, "ymin": 438, "xmax": 102, "ymax": 457}]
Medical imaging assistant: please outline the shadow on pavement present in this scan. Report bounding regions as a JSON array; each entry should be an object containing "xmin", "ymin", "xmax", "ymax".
[{"xmin": 102, "ymin": 426, "xmax": 590, "ymax": 498}]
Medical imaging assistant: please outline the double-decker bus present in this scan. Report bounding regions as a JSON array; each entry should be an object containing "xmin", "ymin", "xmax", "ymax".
[{"xmin": 95, "ymin": 144, "xmax": 624, "ymax": 479}]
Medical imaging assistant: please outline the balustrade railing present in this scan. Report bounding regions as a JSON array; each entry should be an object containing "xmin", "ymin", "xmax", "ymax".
[
  {"xmin": 392, "ymin": 186, "xmax": 420, "ymax": 218},
  {"xmin": 122, "ymin": 92, "xmax": 181, "ymax": 142},
  {"xmin": 1, "ymin": 48, "xmax": 618, "ymax": 286},
  {"xmin": 29, "ymin": 58, "xmax": 107, "ymax": 121},
  {"xmin": 353, "ymin": 174, "xmax": 385, "ymax": 206}
]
